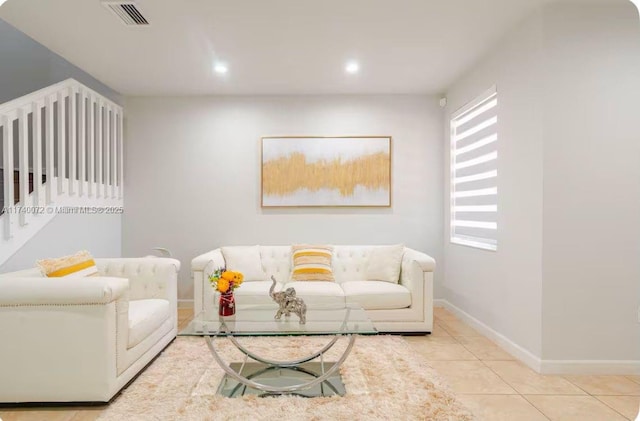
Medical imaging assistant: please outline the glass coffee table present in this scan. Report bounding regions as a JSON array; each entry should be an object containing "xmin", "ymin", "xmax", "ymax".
[{"xmin": 179, "ymin": 304, "xmax": 377, "ymax": 398}]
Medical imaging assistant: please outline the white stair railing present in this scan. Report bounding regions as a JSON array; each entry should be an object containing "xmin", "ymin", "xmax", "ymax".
[{"xmin": 0, "ymin": 79, "xmax": 123, "ymax": 265}]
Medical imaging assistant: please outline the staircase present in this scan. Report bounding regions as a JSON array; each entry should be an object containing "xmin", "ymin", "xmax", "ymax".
[{"xmin": 0, "ymin": 79, "xmax": 124, "ymax": 266}]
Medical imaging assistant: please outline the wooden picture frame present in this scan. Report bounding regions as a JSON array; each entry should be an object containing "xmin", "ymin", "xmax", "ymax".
[{"xmin": 261, "ymin": 136, "xmax": 392, "ymax": 207}]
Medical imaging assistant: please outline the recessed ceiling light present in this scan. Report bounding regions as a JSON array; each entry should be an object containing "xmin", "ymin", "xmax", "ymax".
[
  {"xmin": 345, "ymin": 61, "xmax": 359, "ymax": 74},
  {"xmin": 0, "ymin": 0, "xmax": 10, "ymax": 6},
  {"xmin": 214, "ymin": 63, "xmax": 228, "ymax": 75}
]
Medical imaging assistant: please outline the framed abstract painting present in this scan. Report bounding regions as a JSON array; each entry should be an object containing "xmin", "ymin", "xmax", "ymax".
[{"xmin": 261, "ymin": 136, "xmax": 392, "ymax": 207}]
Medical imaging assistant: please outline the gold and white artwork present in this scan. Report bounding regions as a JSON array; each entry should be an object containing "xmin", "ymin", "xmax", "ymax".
[{"xmin": 261, "ymin": 136, "xmax": 391, "ymax": 207}]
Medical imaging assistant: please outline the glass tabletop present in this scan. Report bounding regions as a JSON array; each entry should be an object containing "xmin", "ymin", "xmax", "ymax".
[{"xmin": 179, "ymin": 303, "xmax": 377, "ymax": 337}]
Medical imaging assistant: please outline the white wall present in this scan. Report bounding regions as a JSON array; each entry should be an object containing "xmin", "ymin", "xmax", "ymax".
[
  {"xmin": 443, "ymin": 10, "xmax": 545, "ymax": 357},
  {"xmin": 0, "ymin": 213, "xmax": 122, "ymax": 273},
  {"xmin": 444, "ymin": 0, "xmax": 640, "ymax": 367},
  {"xmin": 124, "ymin": 95, "xmax": 444, "ymax": 301},
  {"xmin": 0, "ymin": 18, "xmax": 121, "ymax": 104},
  {"xmin": 540, "ymin": 1, "xmax": 640, "ymax": 362}
]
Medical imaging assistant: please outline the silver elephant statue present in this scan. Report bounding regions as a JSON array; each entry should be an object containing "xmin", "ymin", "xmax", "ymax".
[{"xmin": 269, "ymin": 275, "xmax": 307, "ymax": 324}]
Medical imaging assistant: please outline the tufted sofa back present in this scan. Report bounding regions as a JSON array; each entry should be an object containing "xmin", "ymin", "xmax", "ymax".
[
  {"xmin": 331, "ymin": 246, "xmax": 377, "ymax": 284},
  {"xmin": 257, "ymin": 245, "xmax": 400, "ymax": 284},
  {"xmin": 0, "ymin": 258, "xmax": 180, "ymax": 303},
  {"xmin": 96, "ymin": 258, "xmax": 180, "ymax": 301},
  {"xmin": 258, "ymin": 246, "xmax": 291, "ymax": 282}
]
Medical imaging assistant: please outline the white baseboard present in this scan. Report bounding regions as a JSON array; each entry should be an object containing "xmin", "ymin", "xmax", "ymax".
[
  {"xmin": 540, "ymin": 360, "xmax": 640, "ymax": 375},
  {"xmin": 435, "ymin": 299, "xmax": 542, "ymax": 372},
  {"xmin": 433, "ymin": 299, "xmax": 447, "ymax": 308},
  {"xmin": 433, "ymin": 299, "xmax": 640, "ymax": 375},
  {"xmin": 177, "ymin": 299, "xmax": 194, "ymax": 309}
]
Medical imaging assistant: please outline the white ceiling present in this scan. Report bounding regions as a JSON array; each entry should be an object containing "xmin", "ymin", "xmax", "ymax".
[{"xmin": 0, "ymin": 0, "xmax": 552, "ymax": 96}]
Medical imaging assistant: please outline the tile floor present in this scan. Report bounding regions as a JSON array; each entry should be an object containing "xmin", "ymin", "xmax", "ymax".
[
  {"xmin": 1, "ymin": 307, "xmax": 638, "ymax": 421},
  {"xmin": 402, "ymin": 307, "xmax": 640, "ymax": 420}
]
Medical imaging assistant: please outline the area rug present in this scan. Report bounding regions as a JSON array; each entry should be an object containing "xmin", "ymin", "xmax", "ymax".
[{"xmin": 98, "ymin": 335, "xmax": 475, "ymax": 421}]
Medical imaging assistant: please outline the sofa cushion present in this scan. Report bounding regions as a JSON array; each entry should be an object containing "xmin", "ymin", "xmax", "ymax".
[
  {"xmin": 282, "ymin": 281, "xmax": 345, "ymax": 308},
  {"xmin": 221, "ymin": 246, "xmax": 267, "ymax": 281},
  {"xmin": 342, "ymin": 281, "xmax": 411, "ymax": 310},
  {"xmin": 291, "ymin": 245, "xmax": 335, "ymax": 282},
  {"xmin": 233, "ymin": 280, "xmax": 285, "ymax": 306},
  {"xmin": 365, "ymin": 244, "xmax": 404, "ymax": 283},
  {"xmin": 128, "ymin": 299, "xmax": 171, "ymax": 349}
]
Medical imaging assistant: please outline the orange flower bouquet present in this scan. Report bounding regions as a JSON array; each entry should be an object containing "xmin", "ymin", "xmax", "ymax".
[
  {"xmin": 209, "ymin": 268, "xmax": 244, "ymax": 293},
  {"xmin": 209, "ymin": 268, "xmax": 243, "ymax": 316}
]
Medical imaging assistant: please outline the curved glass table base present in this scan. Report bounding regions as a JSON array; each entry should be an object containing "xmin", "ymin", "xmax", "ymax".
[
  {"xmin": 228, "ymin": 365, "xmax": 342, "ymax": 397},
  {"xmin": 226, "ymin": 329, "xmax": 342, "ymax": 367},
  {"xmin": 206, "ymin": 333, "xmax": 356, "ymax": 395},
  {"xmin": 179, "ymin": 305, "xmax": 377, "ymax": 398}
]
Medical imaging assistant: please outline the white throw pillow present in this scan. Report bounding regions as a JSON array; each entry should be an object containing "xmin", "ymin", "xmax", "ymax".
[
  {"xmin": 221, "ymin": 246, "xmax": 267, "ymax": 282},
  {"xmin": 365, "ymin": 244, "xmax": 404, "ymax": 284}
]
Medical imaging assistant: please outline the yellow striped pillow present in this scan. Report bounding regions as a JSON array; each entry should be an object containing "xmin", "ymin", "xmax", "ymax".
[
  {"xmin": 291, "ymin": 245, "xmax": 335, "ymax": 282},
  {"xmin": 37, "ymin": 250, "xmax": 99, "ymax": 278}
]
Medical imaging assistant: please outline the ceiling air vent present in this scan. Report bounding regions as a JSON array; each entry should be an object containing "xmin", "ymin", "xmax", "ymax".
[{"xmin": 102, "ymin": 1, "xmax": 149, "ymax": 26}]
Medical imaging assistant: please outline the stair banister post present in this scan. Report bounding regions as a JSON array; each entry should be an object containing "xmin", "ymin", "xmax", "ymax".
[
  {"xmin": 56, "ymin": 90, "xmax": 66, "ymax": 194},
  {"xmin": 32, "ymin": 100, "xmax": 43, "ymax": 207},
  {"xmin": 45, "ymin": 95, "xmax": 55, "ymax": 204},
  {"xmin": 110, "ymin": 106, "xmax": 117, "ymax": 199},
  {"xmin": 69, "ymin": 85, "xmax": 77, "ymax": 195},
  {"xmin": 18, "ymin": 107, "xmax": 30, "ymax": 227},
  {"xmin": 2, "ymin": 115, "xmax": 14, "ymax": 239},
  {"xmin": 78, "ymin": 87, "xmax": 86, "ymax": 197},
  {"xmin": 118, "ymin": 109, "xmax": 124, "ymax": 200},
  {"xmin": 96, "ymin": 99, "xmax": 103, "ymax": 198},
  {"xmin": 104, "ymin": 104, "xmax": 110, "ymax": 199},
  {"xmin": 88, "ymin": 95, "xmax": 95, "ymax": 198}
]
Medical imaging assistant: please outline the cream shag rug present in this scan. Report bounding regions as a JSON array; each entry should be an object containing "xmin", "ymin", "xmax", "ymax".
[{"xmin": 99, "ymin": 336, "xmax": 474, "ymax": 421}]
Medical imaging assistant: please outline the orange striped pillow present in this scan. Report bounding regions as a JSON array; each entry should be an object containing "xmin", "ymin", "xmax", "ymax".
[
  {"xmin": 291, "ymin": 245, "xmax": 335, "ymax": 282},
  {"xmin": 37, "ymin": 250, "xmax": 99, "ymax": 278}
]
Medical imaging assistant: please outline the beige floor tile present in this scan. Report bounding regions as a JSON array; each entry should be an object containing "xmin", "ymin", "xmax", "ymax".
[
  {"xmin": 485, "ymin": 361, "xmax": 585, "ymax": 395},
  {"xmin": 407, "ymin": 336, "xmax": 478, "ymax": 361},
  {"xmin": 430, "ymin": 322, "xmax": 453, "ymax": 337},
  {"xmin": 0, "ymin": 409, "xmax": 76, "ymax": 421},
  {"xmin": 405, "ymin": 335, "xmax": 458, "ymax": 344},
  {"xmin": 177, "ymin": 308, "xmax": 193, "ymax": 315},
  {"xmin": 439, "ymin": 319, "xmax": 482, "ymax": 337},
  {"xmin": 564, "ymin": 375, "xmax": 640, "ymax": 396},
  {"xmin": 70, "ymin": 408, "xmax": 105, "ymax": 421},
  {"xmin": 626, "ymin": 376, "xmax": 640, "ymax": 385},
  {"xmin": 595, "ymin": 395, "xmax": 640, "ymax": 420},
  {"xmin": 455, "ymin": 336, "xmax": 515, "ymax": 361},
  {"xmin": 0, "ymin": 411, "xmax": 21, "ymax": 421},
  {"xmin": 428, "ymin": 360, "xmax": 517, "ymax": 394},
  {"xmin": 525, "ymin": 395, "xmax": 628, "ymax": 421},
  {"xmin": 458, "ymin": 394, "xmax": 549, "ymax": 421},
  {"xmin": 434, "ymin": 307, "xmax": 458, "ymax": 321}
]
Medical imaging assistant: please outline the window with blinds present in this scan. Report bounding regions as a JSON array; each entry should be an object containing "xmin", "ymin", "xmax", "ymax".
[{"xmin": 450, "ymin": 87, "xmax": 498, "ymax": 251}]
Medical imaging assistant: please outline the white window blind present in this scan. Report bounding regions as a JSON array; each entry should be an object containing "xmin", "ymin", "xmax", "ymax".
[{"xmin": 450, "ymin": 87, "xmax": 498, "ymax": 251}]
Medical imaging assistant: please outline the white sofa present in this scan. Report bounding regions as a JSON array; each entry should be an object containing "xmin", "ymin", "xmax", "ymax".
[
  {"xmin": 0, "ymin": 257, "xmax": 180, "ymax": 403},
  {"xmin": 192, "ymin": 246, "xmax": 434, "ymax": 333}
]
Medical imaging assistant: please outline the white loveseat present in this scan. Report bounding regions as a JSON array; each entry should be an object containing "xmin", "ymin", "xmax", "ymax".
[
  {"xmin": 192, "ymin": 246, "xmax": 434, "ymax": 333},
  {"xmin": 0, "ymin": 257, "xmax": 180, "ymax": 403}
]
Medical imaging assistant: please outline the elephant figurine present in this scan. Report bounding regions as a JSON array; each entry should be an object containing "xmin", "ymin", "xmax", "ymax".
[{"xmin": 269, "ymin": 275, "xmax": 307, "ymax": 324}]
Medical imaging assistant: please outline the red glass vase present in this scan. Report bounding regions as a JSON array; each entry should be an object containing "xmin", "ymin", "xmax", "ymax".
[{"xmin": 219, "ymin": 291, "xmax": 235, "ymax": 316}]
